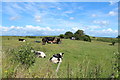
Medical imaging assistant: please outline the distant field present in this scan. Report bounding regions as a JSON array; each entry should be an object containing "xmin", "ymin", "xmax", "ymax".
[{"xmin": 1, "ymin": 36, "xmax": 119, "ymax": 78}]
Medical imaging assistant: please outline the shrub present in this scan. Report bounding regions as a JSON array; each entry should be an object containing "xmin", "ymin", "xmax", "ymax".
[
  {"xmin": 74, "ymin": 34, "xmax": 84, "ymax": 40},
  {"xmin": 13, "ymin": 43, "xmax": 36, "ymax": 68},
  {"xmin": 59, "ymin": 34, "xmax": 64, "ymax": 38},
  {"xmin": 111, "ymin": 52, "xmax": 120, "ymax": 78},
  {"xmin": 65, "ymin": 31, "xmax": 73, "ymax": 39},
  {"xmin": 83, "ymin": 35, "xmax": 91, "ymax": 42},
  {"xmin": 74, "ymin": 30, "xmax": 85, "ymax": 36},
  {"xmin": 74, "ymin": 35, "xmax": 91, "ymax": 42}
]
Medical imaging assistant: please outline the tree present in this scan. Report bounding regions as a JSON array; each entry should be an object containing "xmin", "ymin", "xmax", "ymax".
[
  {"xmin": 83, "ymin": 35, "xmax": 91, "ymax": 42},
  {"xmin": 116, "ymin": 35, "xmax": 120, "ymax": 38},
  {"xmin": 65, "ymin": 31, "xmax": 73, "ymax": 39},
  {"xmin": 59, "ymin": 34, "xmax": 64, "ymax": 38},
  {"xmin": 74, "ymin": 30, "xmax": 85, "ymax": 40},
  {"xmin": 74, "ymin": 30, "xmax": 85, "ymax": 36}
]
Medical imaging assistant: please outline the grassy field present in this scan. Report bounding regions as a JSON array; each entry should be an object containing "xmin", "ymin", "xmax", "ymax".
[{"xmin": 1, "ymin": 36, "xmax": 119, "ymax": 78}]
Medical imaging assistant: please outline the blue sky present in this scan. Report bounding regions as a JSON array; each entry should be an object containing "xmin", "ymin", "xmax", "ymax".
[{"xmin": 1, "ymin": 2, "xmax": 118, "ymax": 37}]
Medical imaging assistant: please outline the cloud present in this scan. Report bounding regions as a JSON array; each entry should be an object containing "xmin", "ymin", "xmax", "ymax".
[
  {"xmin": 34, "ymin": 15, "xmax": 41, "ymax": 22},
  {"xmin": 109, "ymin": 1, "xmax": 117, "ymax": 5},
  {"xmin": 69, "ymin": 17, "xmax": 74, "ymax": 20},
  {"xmin": 85, "ymin": 25, "xmax": 101, "ymax": 30},
  {"xmin": 108, "ymin": 11, "xmax": 117, "ymax": 16},
  {"xmin": 1, "ymin": 25, "xmax": 65, "ymax": 36},
  {"xmin": 1, "ymin": 25, "xmax": 118, "ymax": 37},
  {"xmin": 64, "ymin": 10, "xmax": 73, "ymax": 14},
  {"xmin": 93, "ymin": 20, "xmax": 109, "ymax": 26},
  {"xmin": 70, "ymin": 26, "xmax": 118, "ymax": 37},
  {"xmin": 88, "ymin": 28, "xmax": 118, "ymax": 37},
  {"xmin": 72, "ymin": 27, "xmax": 79, "ymax": 31},
  {"xmin": 71, "ymin": 25, "xmax": 101, "ymax": 33},
  {"xmin": 57, "ymin": 7, "xmax": 62, "ymax": 10},
  {"xmin": 91, "ymin": 14, "xmax": 97, "ymax": 17},
  {"xmin": 10, "ymin": 16, "xmax": 20, "ymax": 21}
]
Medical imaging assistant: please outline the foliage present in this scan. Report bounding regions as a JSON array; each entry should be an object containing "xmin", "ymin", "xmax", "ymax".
[
  {"xmin": 13, "ymin": 43, "xmax": 36, "ymax": 68},
  {"xmin": 116, "ymin": 35, "xmax": 120, "ymax": 38},
  {"xmin": 65, "ymin": 31, "xmax": 73, "ymax": 39},
  {"xmin": 83, "ymin": 35, "xmax": 91, "ymax": 42},
  {"xmin": 59, "ymin": 34, "xmax": 64, "ymax": 38},
  {"xmin": 74, "ymin": 30, "xmax": 85, "ymax": 36},
  {"xmin": 74, "ymin": 34, "xmax": 91, "ymax": 42},
  {"xmin": 111, "ymin": 52, "xmax": 120, "ymax": 78},
  {"xmin": 73, "ymin": 30, "xmax": 91, "ymax": 42},
  {"xmin": 74, "ymin": 34, "xmax": 84, "ymax": 40}
]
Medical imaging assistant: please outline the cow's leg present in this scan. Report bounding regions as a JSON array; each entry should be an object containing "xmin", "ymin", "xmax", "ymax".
[{"xmin": 42, "ymin": 41, "xmax": 46, "ymax": 45}]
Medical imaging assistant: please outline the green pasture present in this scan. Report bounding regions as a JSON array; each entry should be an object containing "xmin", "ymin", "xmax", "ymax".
[{"xmin": 1, "ymin": 36, "xmax": 118, "ymax": 78}]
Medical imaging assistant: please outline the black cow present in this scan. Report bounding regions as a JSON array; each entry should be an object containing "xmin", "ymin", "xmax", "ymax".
[
  {"xmin": 49, "ymin": 53, "xmax": 64, "ymax": 64},
  {"xmin": 19, "ymin": 39, "xmax": 26, "ymax": 42},
  {"xmin": 42, "ymin": 37, "xmax": 61, "ymax": 45}
]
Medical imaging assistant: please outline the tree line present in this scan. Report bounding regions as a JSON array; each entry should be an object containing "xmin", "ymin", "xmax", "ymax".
[{"xmin": 59, "ymin": 30, "xmax": 91, "ymax": 42}]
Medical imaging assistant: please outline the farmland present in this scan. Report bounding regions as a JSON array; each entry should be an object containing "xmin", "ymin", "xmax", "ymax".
[{"xmin": 1, "ymin": 36, "xmax": 119, "ymax": 78}]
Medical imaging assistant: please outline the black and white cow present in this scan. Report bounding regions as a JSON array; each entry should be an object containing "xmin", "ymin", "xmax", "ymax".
[
  {"xmin": 19, "ymin": 39, "xmax": 26, "ymax": 42},
  {"xmin": 31, "ymin": 50, "xmax": 46, "ymax": 58},
  {"xmin": 49, "ymin": 53, "xmax": 64, "ymax": 64},
  {"xmin": 42, "ymin": 37, "xmax": 61, "ymax": 45}
]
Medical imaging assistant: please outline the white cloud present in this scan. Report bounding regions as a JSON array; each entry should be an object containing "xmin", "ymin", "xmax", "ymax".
[
  {"xmin": 34, "ymin": 15, "xmax": 41, "ymax": 22},
  {"xmin": 93, "ymin": 20, "xmax": 109, "ymax": 25},
  {"xmin": 64, "ymin": 10, "xmax": 73, "ymax": 14},
  {"xmin": 109, "ymin": 1, "xmax": 117, "ymax": 5},
  {"xmin": 10, "ymin": 16, "xmax": 20, "ymax": 20},
  {"xmin": 69, "ymin": 17, "xmax": 74, "ymax": 20},
  {"xmin": 57, "ymin": 7, "xmax": 62, "ymax": 10},
  {"xmin": 85, "ymin": 25, "xmax": 101, "ymax": 30},
  {"xmin": 108, "ymin": 11, "xmax": 117, "ymax": 16},
  {"xmin": 91, "ymin": 14, "xmax": 97, "ymax": 17},
  {"xmin": 102, "ymin": 28, "xmax": 118, "ymax": 33},
  {"xmin": 72, "ymin": 27, "xmax": 79, "ymax": 31},
  {"xmin": 1, "ymin": 25, "xmax": 65, "ymax": 36},
  {"xmin": 89, "ymin": 28, "xmax": 118, "ymax": 37},
  {"xmin": 1, "ymin": 25, "xmax": 118, "ymax": 37}
]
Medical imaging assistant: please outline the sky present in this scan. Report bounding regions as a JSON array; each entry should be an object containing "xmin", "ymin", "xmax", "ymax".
[{"xmin": 1, "ymin": 2, "xmax": 118, "ymax": 37}]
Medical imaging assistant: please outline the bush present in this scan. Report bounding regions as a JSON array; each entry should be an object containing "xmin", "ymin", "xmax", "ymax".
[
  {"xmin": 83, "ymin": 35, "xmax": 91, "ymax": 42},
  {"xmin": 59, "ymin": 34, "xmax": 64, "ymax": 38},
  {"xmin": 74, "ymin": 30, "xmax": 85, "ymax": 36},
  {"xmin": 13, "ymin": 43, "xmax": 36, "ymax": 68},
  {"xmin": 65, "ymin": 31, "xmax": 73, "ymax": 39}
]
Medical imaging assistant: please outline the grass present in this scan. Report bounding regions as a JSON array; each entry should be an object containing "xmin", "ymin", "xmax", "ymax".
[{"xmin": 1, "ymin": 36, "xmax": 119, "ymax": 78}]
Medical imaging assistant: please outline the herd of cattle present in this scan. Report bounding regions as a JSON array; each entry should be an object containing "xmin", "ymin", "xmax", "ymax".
[
  {"xmin": 19, "ymin": 37, "xmax": 61, "ymax": 45},
  {"xmin": 18, "ymin": 37, "xmax": 63, "ymax": 64}
]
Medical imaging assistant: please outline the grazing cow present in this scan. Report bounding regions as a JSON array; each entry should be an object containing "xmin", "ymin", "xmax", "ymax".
[
  {"xmin": 42, "ymin": 37, "xmax": 61, "ymax": 45},
  {"xmin": 50, "ymin": 53, "xmax": 64, "ymax": 64},
  {"xmin": 19, "ymin": 39, "xmax": 26, "ymax": 42},
  {"xmin": 31, "ymin": 50, "xmax": 46, "ymax": 58},
  {"xmin": 56, "ymin": 38, "xmax": 61, "ymax": 44}
]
